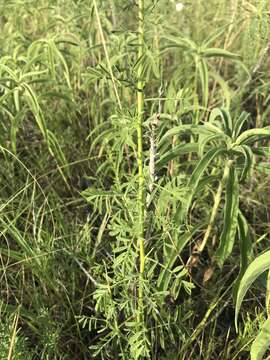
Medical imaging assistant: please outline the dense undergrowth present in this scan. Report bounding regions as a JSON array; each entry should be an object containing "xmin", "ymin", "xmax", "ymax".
[{"xmin": 1, "ymin": 0, "xmax": 270, "ymax": 359}]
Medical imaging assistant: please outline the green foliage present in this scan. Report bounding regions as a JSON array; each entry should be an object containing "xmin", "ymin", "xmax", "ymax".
[
  {"xmin": 0, "ymin": 309, "xmax": 33, "ymax": 360},
  {"xmin": 235, "ymin": 250, "xmax": 270, "ymax": 360},
  {"xmin": 1, "ymin": 0, "xmax": 270, "ymax": 359}
]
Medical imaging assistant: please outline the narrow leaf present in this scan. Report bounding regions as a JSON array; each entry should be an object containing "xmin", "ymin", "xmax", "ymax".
[
  {"xmin": 176, "ymin": 147, "xmax": 224, "ymax": 224},
  {"xmin": 233, "ymin": 212, "xmax": 252, "ymax": 300},
  {"xmin": 251, "ymin": 317, "xmax": 270, "ymax": 360},
  {"xmin": 156, "ymin": 143, "xmax": 198, "ymax": 170},
  {"xmin": 216, "ymin": 167, "xmax": 239, "ymax": 267},
  {"xmin": 209, "ymin": 107, "xmax": 232, "ymax": 136},
  {"xmin": 198, "ymin": 59, "xmax": 209, "ymax": 108},
  {"xmin": 236, "ymin": 127, "xmax": 270, "ymax": 145},
  {"xmin": 235, "ymin": 249, "xmax": 270, "ymax": 330},
  {"xmin": 159, "ymin": 124, "xmax": 213, "ymax": 145},
  {"xmin": 203, "ymin": 48, "xmax": 241, "ymax": 60},
  {"xmin": 233, "ymin": 112, "xmax": 250, "ymax": 140}
]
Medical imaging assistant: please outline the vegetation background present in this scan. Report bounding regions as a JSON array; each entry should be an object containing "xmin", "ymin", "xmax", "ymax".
[{"xmin": 1, "ymin": 0, "xmax": 270, "ymax": 359}]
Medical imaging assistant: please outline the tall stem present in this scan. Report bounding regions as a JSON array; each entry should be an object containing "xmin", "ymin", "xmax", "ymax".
[{"xmin": 137, "ymin": 0, "xmax": 145, "ymax": 320}]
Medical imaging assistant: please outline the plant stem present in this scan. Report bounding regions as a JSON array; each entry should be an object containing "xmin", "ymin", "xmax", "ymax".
[{"xmin": 137, "ymin": 0, "xmax": 145, "ymax": 321}]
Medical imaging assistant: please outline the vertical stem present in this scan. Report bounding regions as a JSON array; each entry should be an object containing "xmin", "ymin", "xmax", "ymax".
[{"xmin": 137, "ymin": 0, "xmax": 145, "ymax": 320}]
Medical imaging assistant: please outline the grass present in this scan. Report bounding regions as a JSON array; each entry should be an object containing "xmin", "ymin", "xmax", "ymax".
[{"xmin": 1, "ymin": 0, "xmax": 270, "ymax": 359}]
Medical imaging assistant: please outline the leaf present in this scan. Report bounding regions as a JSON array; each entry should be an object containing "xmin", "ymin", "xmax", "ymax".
[
  {"xmin": 250, "ymin": 317, "xmax": 270, "ymax": 360},
  {"xmin": 235, "ymin": 249, "xmax": 270, "ymax": 330},
  {"xmin": 253, "ymin": 147, "xmax": 270, "ymax": 157},
  {"xmin": 145, "ymin": 48, "xmax": 160, "ymax": 78},
  {"xmin": 93, "ymin": 211, "xmax": 111, "ymax": 259},
  {"xmin": 175, "ymin": 147, "xmax": 225, "ymax": 224},
  {"xmin": 21, "ymin": 82, "xmax": 47, "ymax": 140},
  {"xmin": 233, "ymin": 212, "xmax": 252, "ymax": 300},
  {"xmin": 47, "ymin": 130, "xmax": 70, "ymax": 179},
  {"xmin": 215, "ymin": 167, "xmax": 239, "ymax": 267},
  {"xmin": 163, "ymin": 35, "xmax": 197, "ymax": 51},
  {"xmin": 164, "ymin": 230, "xmax": 195, "ymax": 269},
  {"xmin": 235, "ymin": 127, "xmax": 270, "ymax": 145},
  {"xmin": 233, "ymin": 144, "xmax": 254, "ymax": 181},
  {"xmin": 159, "ymin": 124, "xmax": 213, "ymax": 145},
  {"xmin": 203, "ymin": 121, "xmax": 225, "ymax": 134},
  {"xmin": 209, "ymin": 107, "xmax": 232, "ymax": 136},
  {"xmin": 158, "ymin": 229, "xmax": 196, "ymax": 292},
  {"xmin": 20, "ymin": 70, "xmax": 49, "ymax": 80},
  {"xmin": 198, "ymin": 59, "xmax": 209, "ymax": 107},
  {"xmin": 233, "ymin": 112, "xmax": 250, "ymax": 140},
  {"xmin": 202, "ymin": 25, "xmax": 230, "ymax": 47},
  {"xmin": 198, "ymin": 133, "xmax": 226, "ymax": 157},
  {"xmin": 202, "ymin": 48, "xmax": 241, "ymax": 60},
  {"xmin": 267, "ymin": 270, "xmax": 270, "ymax": 316},
  {"xmin": 210, "ymin": 71, "xmax": 231, "ymax": 107},
  {"xmin": 0, "ymin": 216, "xmax": 37, "ymax": 260},
  {"xmin": 0, "ymin": 64, "xmax": 18, "ymax": 81},
  {"xmin": 81, "ymin": 188, "xmax": 122, "ymax": 200},
  {"xmin": 156, "ymin": 143, "xmax": 199, "ymax": 170}
]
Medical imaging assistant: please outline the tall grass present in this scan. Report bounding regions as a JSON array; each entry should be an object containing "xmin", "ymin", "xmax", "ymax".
[{"xmin": 1, "ymin": 0, "xmax": 270, "ymax": 359}]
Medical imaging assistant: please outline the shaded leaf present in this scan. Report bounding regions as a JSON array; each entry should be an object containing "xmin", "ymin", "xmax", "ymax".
[{"xmin": 215, "ymin": 166, "xmax": 239, "ymax": 267}]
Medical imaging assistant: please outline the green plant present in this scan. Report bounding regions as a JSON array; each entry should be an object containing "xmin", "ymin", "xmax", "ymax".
[
  {"xmin": 236, "ymin": 250, "xmax": 270, "ymax": 360},
  {"xmin": 0, "ymin": 306, "xmax": 33, "ymax": 360},
  {"xmin": 163, "ymin": 27, "xmax": 243, "ymax": 109},
  {"xmin": 1, "ymin": 1, "xmax": 270, "ymax": 359}
]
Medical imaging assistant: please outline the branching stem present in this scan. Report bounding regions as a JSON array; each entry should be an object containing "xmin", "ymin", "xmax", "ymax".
[{"xmin": 137, "ymin": 0, "xmax": 145, "ymax": 321}]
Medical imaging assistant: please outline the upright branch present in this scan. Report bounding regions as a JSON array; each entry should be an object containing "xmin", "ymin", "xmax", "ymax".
[{"xmin": 137, "ymin": 0, "xmax": 146, "ymax": 320}]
